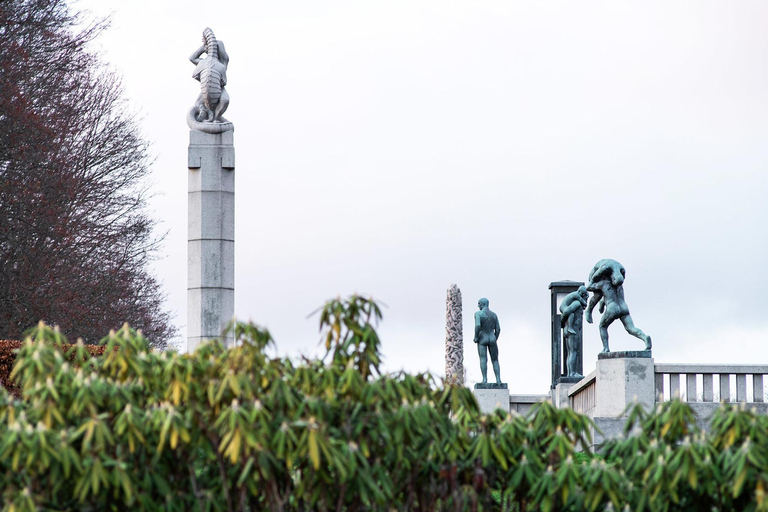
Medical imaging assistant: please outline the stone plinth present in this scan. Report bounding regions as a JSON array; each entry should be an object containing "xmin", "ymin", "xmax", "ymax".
[
  {"xmin": 475, "ymin": 383, "xmax": 508, "ymax": 389},
  {"xmin": 187, "ymin": 130, "xmax": 235, "ymax": 352},
  {"xmin": 598, "ymin": 350, "xmax": 652, "ymax": 360},
  {"xmin": 473, "ymin": 383, "xmax": 510, "ymax": 414},
  {"xmin": 594, "ymin": 355, "xmax": 655, "ymax": 418}
]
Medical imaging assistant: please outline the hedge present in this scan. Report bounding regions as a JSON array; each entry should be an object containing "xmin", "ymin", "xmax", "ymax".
[
  {"xmin": 0, "ymin": 335, "xmax": 104, "ymax": 397},
  {"xmin": 2, "ymin": 297, "xmax": 768, "ymax": 511}
]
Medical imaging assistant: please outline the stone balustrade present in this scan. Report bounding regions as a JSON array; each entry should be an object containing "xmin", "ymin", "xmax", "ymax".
[
  {"xmin": 509, "ymin": 394, "xmax": 549, "ymax": 415},
  {"xmin": 568, "ymin": 372, "xmax": 596, "ymax": 416},
  {"xmin": 654, "ymin": 364, "xmax": 768, "ymax": 403}
]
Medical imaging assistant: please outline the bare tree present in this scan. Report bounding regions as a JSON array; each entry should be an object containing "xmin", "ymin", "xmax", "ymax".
[{"xmin": 0, "ymin": 0, "xmax": 176, "ymax": 347}]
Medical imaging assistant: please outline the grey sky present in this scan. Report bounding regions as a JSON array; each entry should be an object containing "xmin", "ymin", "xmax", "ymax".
[{"xmin": 81, "ymin": 0, "xmax": 768, "ymax": 393}]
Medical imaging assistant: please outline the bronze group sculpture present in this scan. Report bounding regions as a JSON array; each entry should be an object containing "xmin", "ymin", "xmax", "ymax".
[
  {"xmin": 585, "ymin": 259, "xmax": 652, "ymax": 353},
  {"xmin": 474, "ymin": 298, "xmax": 502, "ymax": 385},
  {"xmin": 559, "ymin": 285, "xmax": 588, "ymax": 377}
]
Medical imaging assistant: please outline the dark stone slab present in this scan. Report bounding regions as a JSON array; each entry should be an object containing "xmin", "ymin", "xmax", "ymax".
[
  {"xmin": 597, "ymin": 350, "xmax": 652, "ymax": 360},
  {"xmin": 548, "ymin": 280, "xmax": 584, "ymax": 289},
  {"xmin": 474, "ymin": 382, "xmax": 508, "ymax": 390},
  {"xmin": 556, "ymin": 376, "xmax": 584, "ymax": 384}
]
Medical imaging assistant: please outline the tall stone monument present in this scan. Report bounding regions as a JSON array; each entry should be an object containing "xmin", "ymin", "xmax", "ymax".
[
  {"xmin": 445, "ymin": 284, "xmax": 464, "ymax": 385},
  {"xmin": 187, "ymin": 28, "xmax": 235, "ymax": 351}
]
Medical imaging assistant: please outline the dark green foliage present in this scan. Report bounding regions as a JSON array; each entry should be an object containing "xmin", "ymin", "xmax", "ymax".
[{"xmin": 2, "ymin": 296, "xmax": 768, "ymax": 511}]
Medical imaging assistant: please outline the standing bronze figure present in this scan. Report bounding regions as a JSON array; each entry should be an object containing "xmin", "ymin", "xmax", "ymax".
[{"xmin": 474, "ymin": 298, "xmax": 502, "ymax": 384}]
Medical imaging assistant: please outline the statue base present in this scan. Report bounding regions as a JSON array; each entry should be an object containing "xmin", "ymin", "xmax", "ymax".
[
  {"xmin": 473, "ymin": 384, "xmax": 510, "ymax": 413},
  {"xmin": 474, "ymin": 382, "xmax": 508, "ymax": 389},
  {"xmin": 598, "ymin": 350, "xmax": 651, "ymax": 360}
]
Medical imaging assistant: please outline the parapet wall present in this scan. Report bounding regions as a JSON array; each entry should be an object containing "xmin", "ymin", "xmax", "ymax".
[{"xmin": 567, "ymin": 359, "xmax": 768, "ymax": 449}]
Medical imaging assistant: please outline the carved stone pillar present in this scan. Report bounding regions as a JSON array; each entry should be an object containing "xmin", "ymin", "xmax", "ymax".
[{"xmin": 445, "ymin": 284, "xmax": 464, "ymax": 385}]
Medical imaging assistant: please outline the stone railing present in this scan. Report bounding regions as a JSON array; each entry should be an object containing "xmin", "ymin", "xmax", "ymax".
[
  {"xmin": 509, "ymin": 394, "xmax": 549, "ymax": 415},
  {"xmin": 654, "ymin": 364, "xmax": 768, "ymax": 403},
  {"xmin": 568, "ymin": 371, "xmax": 596, "ymax": 417}
]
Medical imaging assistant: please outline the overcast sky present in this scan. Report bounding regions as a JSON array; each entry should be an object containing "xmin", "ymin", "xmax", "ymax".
[{"xmin": 78, "ymin": 0, "xmax": 768, "ymax": 394}]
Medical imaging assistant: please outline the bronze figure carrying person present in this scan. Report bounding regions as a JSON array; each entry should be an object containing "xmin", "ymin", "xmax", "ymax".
[
  {"xmin": 585, "ymin": 259, "xmax": 652, "ymax": 353},
  {"xmin": 560, "ymin": 285, "xmax": 588, "ymax": 377},
  {"xmin": 474, "ymin": 298, "xmax": 502, "ymax": 384}
]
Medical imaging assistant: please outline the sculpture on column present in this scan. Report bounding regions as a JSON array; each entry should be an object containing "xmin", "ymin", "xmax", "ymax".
[
  {"xmin": 559, "ymin": 286, "xmax": 588, "ymax": 377},
  {"xmin": 188, "ymin": 28, "xmax": 233, "ymax": 133},
  {"xmin": 444, "ymin": 284, "xmax": 464, "ymax": 385},
  {"xmin": 474, "ymin": 298, "xmax": 502, "ymax": 385},
  {"xmin": 585, "ymin": 259, "xmax": 652, "ymax": 353}
]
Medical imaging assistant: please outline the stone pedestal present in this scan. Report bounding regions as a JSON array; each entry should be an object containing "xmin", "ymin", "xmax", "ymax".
[
  {"xmin": 473, "ymin": 383, "xmax": 509, "ymax": 414},
  {"xmin": 568, "ymin": 352, "xmax": 655, "ymax": 450},
  {"xmin": 187, "ymin": 130, "xmax": 235, "ymax": 352},
  {"xmin": 594, "ymin": 352, "xmax": 654, "ymax": 418},
  {"xmin": 553, "ymin": 378, "xmax": 582, "ymax": 409}
]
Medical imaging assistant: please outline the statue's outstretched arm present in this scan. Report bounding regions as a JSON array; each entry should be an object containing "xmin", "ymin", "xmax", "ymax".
[
  {"xmin": 585, "ymin": 292, "xmax": 601, "ymax": 324},
  {"xmin": 189, "ymin": 45, "xmax": 206, "ymax": 64}
]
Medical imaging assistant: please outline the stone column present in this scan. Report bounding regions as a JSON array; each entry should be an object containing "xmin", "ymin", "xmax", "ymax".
[
  {"xmin": 473, "ymin": 385, "xmax": 510, "ymax": 414},
  {"xmin": 594, "ymin": 352, "xmax": 655, "ymax": 418},
  {"xmin": 187, "ymin": 130, "xmax": 235, "ymax": 351},
  {"xmin": 590, "ymin": 351, "xmax": 655, "ymax": 448},
  {"xmin": 445, "ymin": 284, "xmax": 464, "ymax": 385}
]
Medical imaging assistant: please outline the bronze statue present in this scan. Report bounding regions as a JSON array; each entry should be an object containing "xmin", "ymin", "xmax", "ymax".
[
  {"xmin": 585, "ymin": 259, "xmax": 652, "ymax": 353},
  {"xmin": 474, "ymin": 298, "xmax": 501, "ymax": 384},
  {"xmin": 559, "ymin": 285, "xmax": 588, "ymax": 377}
]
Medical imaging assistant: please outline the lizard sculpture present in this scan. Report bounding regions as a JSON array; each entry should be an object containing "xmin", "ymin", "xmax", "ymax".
[{"xmin": 188, "ymin": 28, "xmax": 233, "ymax": 133}]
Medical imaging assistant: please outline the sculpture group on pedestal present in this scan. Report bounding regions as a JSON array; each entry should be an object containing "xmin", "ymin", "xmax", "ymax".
[
  {"xmin": 586, "ymin": 259, "xmax": 652, "ymax": 354},
  {"xmin": 474, "ymin": 298, "xmax": 504, "ymax": 387},
  {"xmin": 186, "ymin": 28, "xmax": 236, "ymax": 352}
]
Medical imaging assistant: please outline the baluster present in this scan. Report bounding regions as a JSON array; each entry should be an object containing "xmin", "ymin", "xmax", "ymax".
[
  {"xmin": 736, "ymin": 374, "xmax": 747, "ymax": 402},
  {"xmin": 754, "ymin": 374, "xmax": 764, "ymax": 403},
  {"xmin": 670, "ymin": 373, "xmax": 680, "ymax": 399},
  {"xmin": 686, "ymin": 374, "xmax": 697, "ymax": 403},
  {"xmin": 702, "ymin": 374, "xmax": 714, "ymax": 402},
  {"xmin": 655, "ymin": 373, "xmax": 664, "ymax": 402},
  {"xmin": 720, "ymin": 374, "xmax": 730, "ymax": 402}
]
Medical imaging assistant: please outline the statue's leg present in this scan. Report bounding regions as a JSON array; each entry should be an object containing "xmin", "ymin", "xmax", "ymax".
[
  {"xmin": 488, "ymin": 342, "xmax": 501, "ymax": 384},
  {"xmin": 566, "ymin": 334, "xmax": 578, "ymax": 376},
  {"xmin": 477, "ymin": 342, "xmax": 488, "ymax": 384},
  {"xmin": 600, "ymin": 299, "xmax": 623, "ymax": 354},
  {"xmin": 598, "ymin": 310, "xmax": 618, "ymax": 353},
  {"xmin": 214, "ymin": 88, "xmax": 229, "ymax": 122},
  {"xmin": 620, "ymin": 315, "xmax": 652, "ymax": 350}
]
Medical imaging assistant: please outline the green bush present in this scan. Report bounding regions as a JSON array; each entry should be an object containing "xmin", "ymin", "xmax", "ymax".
[{"xmin": 2, "ymin": 296, "xmax": 768, "ymax": 511}]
